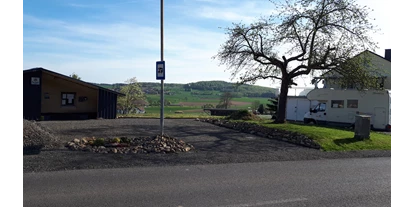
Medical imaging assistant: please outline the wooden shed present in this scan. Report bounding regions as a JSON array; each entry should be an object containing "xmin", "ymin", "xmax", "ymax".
[{"xmin": 23, "ymin": 67, "xmax": 124, "ymax": 120}]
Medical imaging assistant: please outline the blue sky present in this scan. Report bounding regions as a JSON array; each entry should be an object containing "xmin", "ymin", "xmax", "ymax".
[{"xmin": 23, "ymin": 0, "xmax": 390, "ymax": 88}]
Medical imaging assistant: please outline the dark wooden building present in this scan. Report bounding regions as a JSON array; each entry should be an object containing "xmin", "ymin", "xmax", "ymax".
[{"xmin": 23, "ymin": 67, "xmax": 125, "ymax": 120}]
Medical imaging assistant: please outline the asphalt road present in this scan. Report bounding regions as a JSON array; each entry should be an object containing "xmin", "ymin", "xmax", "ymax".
[{"xmin": 24, "ymin": 157, "xmax": 390, "ymax": 207}]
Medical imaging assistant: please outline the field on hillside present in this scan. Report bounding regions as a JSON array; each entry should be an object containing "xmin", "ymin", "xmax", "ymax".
[
  {"xmin": 145, "ymin": 94, "xmax": 272, "ymax": 112},
  {"xmin": 96, "ymin": 80, "xmax": 277, "ymax": 116}
]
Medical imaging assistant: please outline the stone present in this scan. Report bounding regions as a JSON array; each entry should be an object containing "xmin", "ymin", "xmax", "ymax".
[{"xmin": 73, "ymin": 138, "xmax": 80, "ymax": 144}]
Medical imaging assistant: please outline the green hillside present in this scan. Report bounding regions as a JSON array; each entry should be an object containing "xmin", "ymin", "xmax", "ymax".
[{"xmin": 94, "ymin": 81, "xmax": 276, "ymax": 99}]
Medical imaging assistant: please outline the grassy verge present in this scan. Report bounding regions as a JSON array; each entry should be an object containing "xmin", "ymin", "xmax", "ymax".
[{"xmin": 247, "ymin": 120, "xmax": 391, "ymax": 151}]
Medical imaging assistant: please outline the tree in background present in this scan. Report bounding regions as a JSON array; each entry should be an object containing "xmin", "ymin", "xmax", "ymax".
[
  {"xmin": 202, "ymin": 103, "xmax": 215, "ymax": 109},
  {"xmin": 214, "ymin": 0, "xmax": 380, "ymax": 123},
  {"xmin": 266, "ymin": 97, "xmax": 279, "ymax": 120},
  {"xmin": 216, "ymin": 92, "xmax": 233, "ymax": 109},
  {"xmin": 257, "ymin": 104, "xmax": 265, "ymax": 114},
  {"xmin": 118, "ymin": 77, "xmax": 146, "ymax": 114},
  {"xmin": 69, "ymin": 73, "xmax": 81, "ymax": 80},
  {"xmin": 251, "ymin": 100, "xmax": 261, "ymax": 110}
]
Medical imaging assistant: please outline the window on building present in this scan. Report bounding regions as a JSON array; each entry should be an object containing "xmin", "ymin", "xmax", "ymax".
[
  {"xmin": 62, "ymin": 92, "xmax": 76, "ymax": 106},
  {"xmin": 331, "ymin": 100, "xmax": 344, "ymax": 108},
  {"xmin": 347, "ymin": 100, "xmax": 358, "ymax": 108}
]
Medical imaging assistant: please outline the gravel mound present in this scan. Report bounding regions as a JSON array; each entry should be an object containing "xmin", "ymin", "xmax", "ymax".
[
  {"xmin": 65, "ymin": 134, "xmax": 195, "ymax": 154},
  {"xmin": 23, "ymin": 119, "xmax": 60, "ymax": 154}
]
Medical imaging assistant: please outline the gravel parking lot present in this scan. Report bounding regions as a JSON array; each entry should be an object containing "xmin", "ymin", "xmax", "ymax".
[{"xmin": 24, "ymin": 118, "xmax": 390, "ymax": 173}]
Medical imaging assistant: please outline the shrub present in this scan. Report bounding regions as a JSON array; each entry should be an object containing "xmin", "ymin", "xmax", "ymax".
[
  {"xmin": 225, "ymin": 110, "xmax": 261, "ymax": 121},
  {"xmin": 120, "ymin": 137, "xmax": 131, "ymax": 144},
  {"xmin": 111, "ymin": 137, "xmax": 121, "ymax": 143},
  {"xmin": 93, "ymin": 138, "xmax": 106, "ymax": 146}
]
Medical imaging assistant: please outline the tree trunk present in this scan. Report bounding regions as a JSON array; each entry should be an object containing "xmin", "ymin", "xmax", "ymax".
[{"xmin": 275, "ymin": 77, "xmax": 290, "ymax": 124}]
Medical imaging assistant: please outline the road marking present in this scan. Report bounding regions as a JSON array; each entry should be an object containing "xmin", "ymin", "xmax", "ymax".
[{"xmin": 218, "ymin": 198, "xmax": 308, "ymax": 207}]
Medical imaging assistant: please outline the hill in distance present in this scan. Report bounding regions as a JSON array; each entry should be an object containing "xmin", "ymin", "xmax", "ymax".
[{"xmin": 95, "ymin": 80, "xmax": 277, "ymax": 99}]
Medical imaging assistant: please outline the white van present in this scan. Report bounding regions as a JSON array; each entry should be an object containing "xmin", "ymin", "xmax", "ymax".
[{"xmin": 303, "ymin": 88, "xmax": 391, "ymax": 131}]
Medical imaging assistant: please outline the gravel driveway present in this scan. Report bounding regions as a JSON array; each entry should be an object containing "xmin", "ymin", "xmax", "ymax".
[{"xmin": 24, "ymin": 119, "xmax": 390, "ymax": 173}]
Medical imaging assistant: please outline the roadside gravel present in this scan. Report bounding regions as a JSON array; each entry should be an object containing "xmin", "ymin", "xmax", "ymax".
[{"xmin": 23, "ymin": 118, "xmax": 390, "ymax": 173}]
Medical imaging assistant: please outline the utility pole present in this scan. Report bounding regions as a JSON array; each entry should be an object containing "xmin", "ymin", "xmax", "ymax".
[{"xmin": 159, "ymin": 0, "xmax": 164, "ymax": 135}]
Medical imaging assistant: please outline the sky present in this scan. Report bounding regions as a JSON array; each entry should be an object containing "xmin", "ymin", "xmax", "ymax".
[{"xmin": 23, "ymin": 0, "xmax": 391, "ymax": 88}]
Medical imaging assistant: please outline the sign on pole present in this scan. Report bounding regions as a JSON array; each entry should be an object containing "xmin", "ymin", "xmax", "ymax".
[{"xmin": 156, "ymin": 61, "xmax": 165, "ymax": 80}]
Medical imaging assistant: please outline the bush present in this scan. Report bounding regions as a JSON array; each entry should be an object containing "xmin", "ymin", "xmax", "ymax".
[
  {"xmin": 93, "ymin": 138, "xmax": 106, "ymax": 146},
  {"xmin": 120, "ymin": 137, "xmax": 131, "ymax": 144},
  {"xmin": 225, "ymin": 110, "xmax": 261, "ymax": 121},
  {"xmin": 111, "ymin": 137, "xmax": 121, "ymax": 143}
]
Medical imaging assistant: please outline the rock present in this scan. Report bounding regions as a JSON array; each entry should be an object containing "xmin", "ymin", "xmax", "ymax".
[
  {"xmin": 73, "ymin": 138, "xmax": 80, "ymax": 144},
  {"xmin": 184, "ymin": 146, "xmax": 191, "ymax": 152},
  {"xmin": 110, "ymin": 148, "xmax": 118, "ymax": 153}
]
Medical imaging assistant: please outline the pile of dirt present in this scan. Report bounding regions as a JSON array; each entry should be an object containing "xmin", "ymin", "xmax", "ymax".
[
  {"xmin": 23, "ymin": 119, "xmax": 60, "ymax": 154},
  {"xmin": 65, "ymin": 134, "xmax": 195, "ymax": 154}
]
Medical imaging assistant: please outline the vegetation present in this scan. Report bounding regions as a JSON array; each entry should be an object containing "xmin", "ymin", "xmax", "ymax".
[
  {"xmin": 214, "ymin": 0, "xmax": 380, "ymax": 123},
  {"xmin": 251, "ymin": 100, "xmax": 261, "ymax": 110},
  {"xmin": 266, "ymin": 97, "xmax": 279, "ymax": 120},
  {"xmin": 95, "ymin": 80, "xmax": 276, "ymax": 99},
  {"xmin": 117, "ymin": 77, "xmax": 147, "ymax": 113},
  {"xmin": 257, "ymin": 104, "xmax": 264, "ymax": 114},
  {"xmin": 69, "ymin": 73, "xmax": 81, "ymax": 80},
  {"xmin": 251, "ymin": 120, "xmax": 391, "ymax": 151},
  {"xmin": 225, "ymin": 110, "xmax": 261, "ymax": 121},
  {"xmin": 217, "ymin": 92, "xmax": 233, "ymax": 109},
  {"xmin": 93, "ymin": 138, "xmax": 105, "ymax": 146}
]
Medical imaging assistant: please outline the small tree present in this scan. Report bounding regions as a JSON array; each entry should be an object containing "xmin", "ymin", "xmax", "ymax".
[
  {"xmin": 257, "ymin": 104, "xmax": 265, "ymax": 114},
  {"xmin": 266, "ymin": 97, "xmax": 279, "ymax": 120},
  {"xmin": 69, "ymin": 73, "xmax": 81, "ymax": 80},
  {"xmin": 217, "ymin": 92, "xmax": 233, "ymax": 109},
  {"xmin": 117, "ymin": 77, "xmax": 146, "ymax": 114},
  {"xmin": 251, "ymin": 100, "xmax": 261, "ymax": 110}
]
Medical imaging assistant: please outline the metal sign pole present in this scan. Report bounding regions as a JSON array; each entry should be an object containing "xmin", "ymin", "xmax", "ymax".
[{"xmin": 160, "ymin": 0, "xmax": 164, "ymax": 136}]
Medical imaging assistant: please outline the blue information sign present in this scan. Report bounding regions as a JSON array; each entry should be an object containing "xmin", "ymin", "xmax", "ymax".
[{"xmin": 156, "ymin": 61, "xmax": 165, "ymax": 80}]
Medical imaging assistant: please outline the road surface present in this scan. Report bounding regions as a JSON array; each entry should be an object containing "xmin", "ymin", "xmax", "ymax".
[{"xmin": 24, "ymin": 157, "xmax": 390, "ymax": 207}]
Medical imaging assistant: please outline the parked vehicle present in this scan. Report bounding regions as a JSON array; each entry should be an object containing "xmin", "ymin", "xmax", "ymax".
[{"xmin": 303, "ymin": 88, "xmax": 391, "ymax": 131}]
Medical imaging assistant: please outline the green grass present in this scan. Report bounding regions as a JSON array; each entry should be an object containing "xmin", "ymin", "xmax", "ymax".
[
  {"xmin": 248, "ymin": 120, "xmax": 391, "ymax": 151},
  {"xmin": 116, "ymin": 112, "xmax": 390, "ymax": 151},
  {"xmin": 146, "ymin": 93, "xmax": 272, "ymax": 106}
]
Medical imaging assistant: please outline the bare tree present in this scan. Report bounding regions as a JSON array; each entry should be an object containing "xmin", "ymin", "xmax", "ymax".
[
  {"xmin": 217, "ymin": 92, "xmax": 233, "ymax": 109},
  {"xmin": 214, "ymin": 0, "xmax": 380, "ymax": 123}
]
